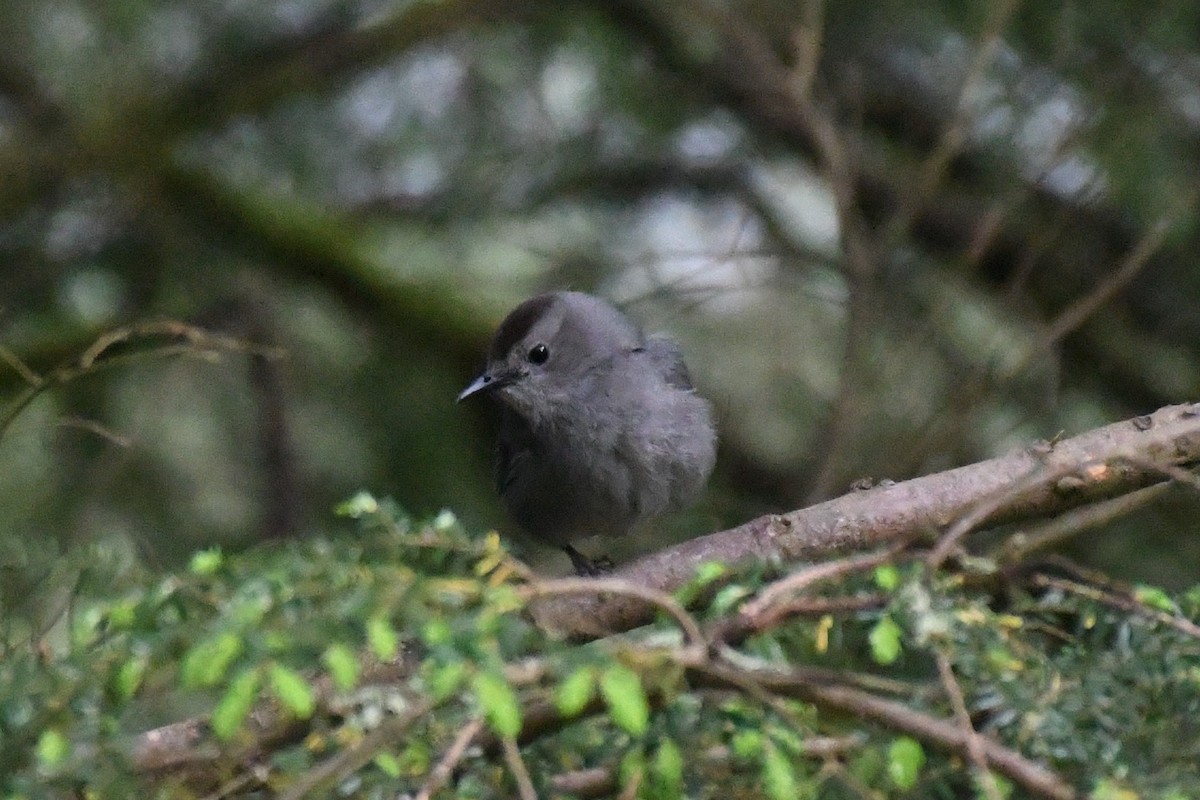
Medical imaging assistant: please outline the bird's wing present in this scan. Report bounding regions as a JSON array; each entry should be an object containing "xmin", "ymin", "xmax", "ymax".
[
  {"xmin": 494, "ymin": 409, "xmax": 532, "ymax": 494},
  {"xmin": 641, "ymin": 335, "xmax": 694, "ymax": 390}
]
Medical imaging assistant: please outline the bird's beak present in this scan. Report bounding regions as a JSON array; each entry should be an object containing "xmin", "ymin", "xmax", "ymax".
[{"xmin": 457, "ymin": 372, "xmax": 498, "ymax": 402}]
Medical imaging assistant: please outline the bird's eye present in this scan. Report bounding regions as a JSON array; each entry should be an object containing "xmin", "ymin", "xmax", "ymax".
[{"xmin": 527, "ymin": 343, "xmax": 549, "ymax": 364}]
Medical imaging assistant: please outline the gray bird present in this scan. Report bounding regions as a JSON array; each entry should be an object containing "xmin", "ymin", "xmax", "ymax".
[{"xmin": 457, "ymin": 291, "xmax": 717, "ymax": 574}]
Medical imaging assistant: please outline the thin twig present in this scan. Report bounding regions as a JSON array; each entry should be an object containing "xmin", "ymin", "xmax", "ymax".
[
  {"xmin": 0, "ymin": 320, "xmax": 276, "ymax": 439},
  {"xmin": 756, "ymin": 593, "xmax": 888, "ymax": 621},
  {"xmin": 936, "ymin": 652, "xmax": 1004, "ymax": 800},
  {"xmin": 0, "ymin": 343, "xmax": 42, "ymax": 386},
  {"xmin": 927, "ymin": 459, "xmax": 1080, "ymax": 569},
  {"xmin": 986, "ymin": 209, "xmax": 1186, "ymax": 401},
  {"xmin": 56, "ymin": 416, "xmax": 135, "ymax": 448},
  {"xmin": 520, "ymin": 576, "xmax": 705, "ymax": 647},
  {"xmin": 414, "ymin": 717, "xmax": 485, "ymax": 800},
  {"xmin": 616, "ymin": 764, "xmax": 642, "ymax": 800},
  {"xmin": 1120, "ymin": 455, "xmax": 1200, "ymax": 494},
  {"xmin": 276, "ymin": 697, "xmax": 438, "ymax": 800},
  {"xmin": 200, "ymin": 766, "xmax": 262, "ymax": 800},
  {"xmin": 1039, "ymin": 218, "xmax": 1173, "ymax": 349},
  {"xmin": 937, "ymin": 433, "xmax": 1200, "ymax": 569},
  {"xmin": 994, "ymin": 483, "xmax": 1170, "ymax": 565},
  {"xmin": 742, "ymin": 543, "xmax": 908, "ymax": 619},
  {"xmin": 790, "ymin": 0, "xmax": 825, "ymax": 100},
  {"xmin": 888, "ymin": 0, "xmax": 1020, "ymax": 241},
  {"xmin": 1028, "ymin": 573, "xmax": 1200, "ymax": 640},
  {"xmin": 707, "ymin": 544, "xmax": 906, "ymax": 646},
  {"xmin": 501, "ymin": 736, "xmax": 538, "ymax": 800},
  {"xmin": 550, "ymin": 766, "xmax": 614, "ymax": 799},
  {"xmin": 690, "ymin": 658, "xmax": 1077, "ymax": 800}
]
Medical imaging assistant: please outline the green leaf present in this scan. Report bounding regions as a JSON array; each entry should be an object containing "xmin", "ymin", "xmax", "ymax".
[
  {"xmin": 228, "ymin": 582, "xmax": 272, "ymax": 627},
  {"xmin": 874, "ymin": 564, "xmax": 901, "ymax": 591},
  {"xmin": 322, "ymin": 644, "xmax": 359, "ymax": 691},
  {"xmin": 428, "ymin": 661, "xmax": 469, "ymax": 701},
  {"xmin": 887, "ymin": 736, "xmax": 926, "ymax": 790},
  {"xmin": 269, "ymin": 663, "xmax": 316, "ymax": 719},
  {"xmin": 869, "ymin": 615, "xmax": 903, "ymax": 665},
  {"xmin": 617, "ymin": 746, "xmax": 646, "ymax": 788},
  {"xmin": 111, "ymin": 656, "xmax": 146, "ymax": 701},
  {"xmin": 732, "ymin": 729, "xmax": 763, "ymax": 759},
  {"xmin": 189, "ymin": 547, "xmax": 223, "ymax": 576},
  {"xmin": 711, "ymin": 584, "xmax": 752, "ymax": 614},
  {"xmin": 336, "ymin": 491, "xmax": 379, "ymax": 518},
  {"xmin": 180, "ymin": 631, "xmax": 244, "ymax": 688},
  {"xmin": 979, "ymin": 772, "xmax": 1014, "ymax": 799},
  {"xmin": 1134, "ymin": 584, "xmax": 1177, "ymax": 613},
  {"xmin": 555, "ymin": 667, "xmax": 596, "ymax": 717},
  {"xmin": 472, "ymin": 671, "xmax": 522, "ymax": 738},
  {"xmin": 651, "ymin": 738, "xmax": 684, "ymax": 797},
  {"xmin": 769, "ymin": 724, "xmax": 807, "ymax": 756},
  {"xmin": 105, "ymin": 599, "xmax": 137, "ymax": 630},
  {"xmin": 432, "ymin": 508, "xmax": 459, "ymax": 531},
  {"xmin": 421, "ymin": 618, "xmax": 452, "ymax": 646},
  {"xmin": 599, "ymin": 664, "xmax": 650, "ymax": 736},
  {"xmin": 694, "ymin": 560, "xmax": 727, "ymax": 585},
  {"xmin": 1092, "ymin": 779, "xmax": 1140, "ymax": 800},
  {"xmin": 367, "ymin": 615, "xmax": 399, "ymax": 660},
  {"xmin": 212, "ymin": 667, "xmax": 261, "ymax": 740},
  {"xmin": 676, "ymin": 560, "xmax": 729, "ymax": 605},
  {"xmin": 374, "ymin": 752, "xmax": 402, "ymax": 778},
  {"xmin": 762, "ymin": 740, "xmax": 798, "ymax": 800},
  {"xmin": 36, "ymin": 729, "xmax": 70, "ymax": 769}
]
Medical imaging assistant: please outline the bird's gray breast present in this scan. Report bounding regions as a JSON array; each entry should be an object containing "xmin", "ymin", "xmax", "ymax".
[{"xmin": 496, "ymin": 350, "xmax": 714, "ymax": 545}]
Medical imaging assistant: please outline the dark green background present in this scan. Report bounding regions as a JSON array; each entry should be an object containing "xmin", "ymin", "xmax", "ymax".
[{"xmin": 3, "ymin": 0, "xmax": 1199, "ymax": 615}]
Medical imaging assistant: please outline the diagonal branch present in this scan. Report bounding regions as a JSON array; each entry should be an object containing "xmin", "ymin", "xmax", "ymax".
[
  {"xmin": 691, "ymin": 657, "xmax": 1077, "ymax": 800},
  {"xmin": 530, "ymin": 403, "xmax": 1200, "ymax": 638}
]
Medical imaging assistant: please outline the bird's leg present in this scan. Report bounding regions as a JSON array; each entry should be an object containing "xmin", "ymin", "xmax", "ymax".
[{"xmin": 563, "ymin": 545, "xmax": 614, "ymax": 576}]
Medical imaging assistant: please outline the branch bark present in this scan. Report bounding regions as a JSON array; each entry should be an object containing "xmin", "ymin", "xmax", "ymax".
[{"xmin": 530, "ymin": 403, "xmax": 1200, "ymax": 638}]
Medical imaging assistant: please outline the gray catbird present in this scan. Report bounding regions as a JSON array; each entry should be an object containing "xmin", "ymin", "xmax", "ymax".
[{"xmin": 457, "ymin": 291, "xmax": 717, "ymax": 574}]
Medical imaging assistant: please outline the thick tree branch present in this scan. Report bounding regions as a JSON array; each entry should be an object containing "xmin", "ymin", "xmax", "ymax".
[{"xmin": 530, "ymin": 403, "xmax": 1200, "ymax": 638}]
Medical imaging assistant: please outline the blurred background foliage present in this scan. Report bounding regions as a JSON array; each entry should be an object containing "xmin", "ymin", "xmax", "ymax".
[{"xmin": 3, "ymin": 0, "xmax": 1200, "ymax": 632}]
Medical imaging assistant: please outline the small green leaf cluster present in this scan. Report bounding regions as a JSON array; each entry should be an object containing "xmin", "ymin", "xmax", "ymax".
[{"xmin": 3, "ymin": 499, "xmax": 1200, "ymax": 799}]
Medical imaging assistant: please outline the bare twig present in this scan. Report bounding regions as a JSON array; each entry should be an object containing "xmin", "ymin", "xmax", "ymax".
[
  {"xmin": 886, "ymin": 0, "xmax": 1021, "ymax": 242},
  {"xmin": 691, "ymin": 658, "xmax": 1077, "ymax": 800},
  {"xmin": 199, "ymin": 767, "xmax": 262, "ymax": 800},
  {"xmin": 994, "ymin": 483, "xmax": 1170, "ymax": 564},
  {"xmin": 926, "ymin": 459, "xmax": 1082, "ymax": 569},
  {"xmin": 789, "ymin": 0, "xmax": 825, "ymax": 100},
  {"xmin": 0, "ymin": 320, "xmax": 279, "ymax": 440},
  {"xmin": 1028, "ymin": 573, "xmax": 1200, "ymax": 640},
  {"xmin": 706, "ymin": 545, "xmax": 907, "ymax": 645},
  {"xmin": 936, "ymin": 653, "xmax": 1004, "ymax": 800},
  {"xmin": 56, "ymin": 416, "xmax": 135, "ymax": 448},
  {"xmin": 0, "ymin": 343, "xmax": 41, "ymax": 386},
  {"xmin": 520, "ymin": 576, "xmax": 705, "ymax": 646},
  {"xmin": 414, "ymin": 717, "xmax": 485, "ymax": 800},
  {"xmin": 742, "ymin": 543, "xmax": 908, "ymax": 618},
  {"xmin": 1038, "ymin": 218, "xmax": 1173, "ymax": 350},
  {"xmin": 550, "ymin": 766, "xmax": 615, "ymax": 799},
  {"xmin": 501, "ymin": 736, "xmax": 539, "ymax": 800},
  {"xmin": 277, "ymin": 696, "xmax": 439, "ymax": 800},
  {"xmin": 1120, "ymin": 455, "xmax": 1200, "ymax": 494}
]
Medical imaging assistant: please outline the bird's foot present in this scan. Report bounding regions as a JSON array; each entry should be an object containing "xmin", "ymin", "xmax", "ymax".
[{"xmin": 563, "ymin": 545, "xmax": 614, "ymax": 576}]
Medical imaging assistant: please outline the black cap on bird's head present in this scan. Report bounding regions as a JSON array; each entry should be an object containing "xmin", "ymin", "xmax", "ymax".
[{"xmin": 456, "ymin": 292, "xmax": 641, "ymax": 405}]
